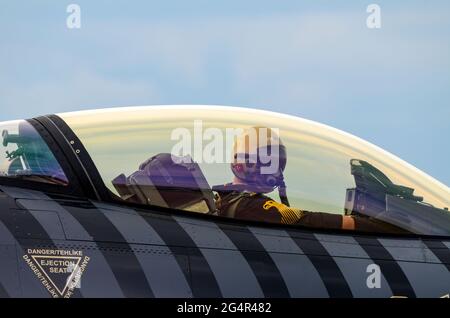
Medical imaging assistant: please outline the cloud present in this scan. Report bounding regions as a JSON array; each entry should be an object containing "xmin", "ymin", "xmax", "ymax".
[
  {"xmin": 2, "ymin": 8, "xmax": 449, "ymax": 114},
  {"xmin": 0, "ymin": 69, "xmax": 159, "ymax": 120},
  {"xmin": 0, "ymin": 4, "xmax": 449, "ymax": 183}
]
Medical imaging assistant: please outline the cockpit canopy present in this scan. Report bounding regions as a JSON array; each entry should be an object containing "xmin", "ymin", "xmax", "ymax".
[
  {"xmin": 58, "ymin": 106, "xmax": 450, "ymax": 235},
  {"xmin": 1, "ymin": 106, "xmax": 449, "ymax": 236},
  {"xmin": 0, "ymin": 120, "xmax": 68, "ymax": 185}
]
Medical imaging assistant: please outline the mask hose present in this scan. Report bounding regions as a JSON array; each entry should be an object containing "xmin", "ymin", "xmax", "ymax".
[{"xmin": 278, "ymin": 178, "xmax": 290, "ymax": 207}]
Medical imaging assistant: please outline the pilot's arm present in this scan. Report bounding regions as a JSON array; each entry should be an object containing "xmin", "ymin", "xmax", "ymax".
[
  {"xmin": 234, "ymin": 195, "xmax": 343, "ymax": 229},
  {"xmin": 232, "ymin": 194, "xmax": 392, "ymax": 232},
  {"xmin": 239, "ymin": 196, "xmax": 382, "ymax": 231}
]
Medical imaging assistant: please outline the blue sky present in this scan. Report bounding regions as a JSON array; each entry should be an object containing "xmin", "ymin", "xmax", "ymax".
[{"xmin": 0, "ymin": 1, "xmax": 449, "ymax": 185}]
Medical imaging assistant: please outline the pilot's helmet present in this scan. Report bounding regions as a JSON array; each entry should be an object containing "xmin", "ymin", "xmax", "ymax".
[{"xmin": 231, "ymin": 126, "xmax": 287, "ymax": 193}]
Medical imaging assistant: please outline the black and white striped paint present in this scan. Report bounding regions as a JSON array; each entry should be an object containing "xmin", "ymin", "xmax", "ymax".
[{"xmin": 0, "ymin": 186, "xmax": 449, "ymax": 298}]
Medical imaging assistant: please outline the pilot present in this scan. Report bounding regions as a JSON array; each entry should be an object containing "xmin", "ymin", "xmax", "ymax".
[{"xmin": 213, "ymin": 127, "xmax": 392, "ymax": 232}]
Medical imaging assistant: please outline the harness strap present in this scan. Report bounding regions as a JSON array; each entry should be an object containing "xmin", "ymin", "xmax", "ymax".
[{"xmin": 219, "ymin": 192, "xmax": 252, "ymax": 218}]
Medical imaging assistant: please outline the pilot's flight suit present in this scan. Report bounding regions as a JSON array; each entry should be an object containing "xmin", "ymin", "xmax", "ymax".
[{"xmin": 214, "ymin": 184, "xmax": 406, "ymax": 233}]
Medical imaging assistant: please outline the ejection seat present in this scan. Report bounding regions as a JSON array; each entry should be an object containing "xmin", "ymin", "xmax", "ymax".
[{"xmin": 112, "ymin": 153, "xmax": 216, "ymax": 214}]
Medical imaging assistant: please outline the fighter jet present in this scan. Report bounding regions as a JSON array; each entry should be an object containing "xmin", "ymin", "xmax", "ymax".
[{"xmin": 0, "ymin": 105, "xmax": 449, "ymax": 298}]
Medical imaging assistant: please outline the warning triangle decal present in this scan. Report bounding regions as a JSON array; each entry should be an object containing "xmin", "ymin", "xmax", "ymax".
[
  {"xmin": 31, "ymin": 255, "xmax": 82, "ymax": 297},
  {"xmin": 23, "ymin": 249, "xmax": 90, "ymax": 298}
]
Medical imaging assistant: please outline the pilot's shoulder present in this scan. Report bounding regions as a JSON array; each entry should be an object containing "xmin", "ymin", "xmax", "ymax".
[{"xmin": 234, "ymin": 192, "xmax": 272, "ymax": 207}]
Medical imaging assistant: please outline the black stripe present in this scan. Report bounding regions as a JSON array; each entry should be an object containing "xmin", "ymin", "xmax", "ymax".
[
  {"xmin": 0, "ymin": 283, "xmax": 9, "ymax": 298},
  {"xmin": 354, "ymin": 237, "xmax": 416, "ymax": 298},
  {"xmin": 142, "ymin": 213, "xmax": 221, "ymax": 298},
  {"xmin": 0, "ymin": 192, "xmax": 58, "ymax": 247},
  {"xmin": 287, "ymin": 231, "xmax": 353, "ymax": 298},
  {"xmin": 219, "ymin": 224, "xmax": 290, "ymax": 298},
  {"xmin": 56, "ymin": 200, "xmax": 154, "ymax": 298},
  {"xmin": 0, "ymin": 192, "xmax": 82, "ymax": 298},
  {"xmin": 0, "ymin": 194, "xmax": 57, "ymax": 246},
  {"xmin": 423, "ymin": 240, "xmax": 450, "ymax": 271}
]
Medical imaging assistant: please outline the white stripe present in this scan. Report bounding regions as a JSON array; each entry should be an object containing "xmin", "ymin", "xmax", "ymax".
[
  {"xmin": 175, "ymin": 216, "xmax": 264, "ymax": 297},
  {"xmin": 316, "ymin": 234, "xmax": 393, "ymax": 297},
  {"xmin": 396, "ymin": 261, "xmax": 450, "ymax": 297},
  {"xmin": 379, "ymin": 239, "xmax": 429, "ymax": 262},
  {"xmin": 250, "ymin": 227, "xmax": 329, "ymax": 297},
  {"xmin": 96, "ymin": 203, "xmax": 193, "ymax": 298}
]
